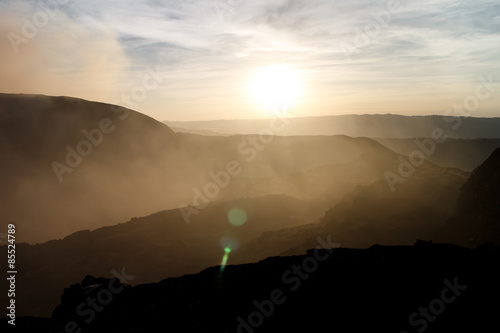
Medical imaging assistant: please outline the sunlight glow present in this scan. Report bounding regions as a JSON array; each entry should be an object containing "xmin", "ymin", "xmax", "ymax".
[{"xmin": 249, "ymin": 65, "xmax": 302, "ymax": 111}]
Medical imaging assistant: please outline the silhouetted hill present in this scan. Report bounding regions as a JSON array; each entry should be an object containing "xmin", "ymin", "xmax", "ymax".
[
  {"xmin": 235, "ymin": 164, "xmax": 469, "ymax": 257},
  {"xmin": 2, "ymin": 95, "xmax": 495, "ymax": 244},
  {"xmin": 0, "ymin": 93, "xmax": 182, "ymax": 242},
  {"xmin": 374, "ymin": 138, "xmax": 500, "ymax": 171},
  {"xmin": 165, "ymin": 114, "xmax": 500, "ymax": 138},
  {"xmin": 456, "ymin": 148, "xmax": 500, "ymax": 216},
  {"xmin": 6, "ymin": 242, "xmax": 500, "ymax": 332},
  {"xmin": 2, "ymin": 155, "xmax": 468, "ymax": 317},
  {"xmin": 1, "ymin": 196, "xmax": 324, "ymax": 317},
  {"xmin": 441, "ymin": 148, "xmax": 500, "ymax": 245},
  {"xmin": 1, "ymin": 94, "xmax": 492, "ymax": 324},
  {"xmin": 0, "ymin": 94, "xmax": 409, "ymax": 243}
]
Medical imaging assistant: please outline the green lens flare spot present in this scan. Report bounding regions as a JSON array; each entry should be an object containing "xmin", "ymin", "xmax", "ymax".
[
  {"xmin": 220, "ymin": 251, "xmax": 231, "ymax": 273},
  {"xmin": 228, "ymin": 208, "xmax": 247, "ymax": 227}
]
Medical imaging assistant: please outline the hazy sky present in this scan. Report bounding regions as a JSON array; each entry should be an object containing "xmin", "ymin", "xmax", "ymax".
[{"xmin": 1, "ymin": 0, "xmax": 499, "ymax": 120}]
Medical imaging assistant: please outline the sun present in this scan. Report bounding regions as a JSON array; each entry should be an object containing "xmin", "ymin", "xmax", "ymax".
[{"xmin": 248, "ymin": 65, "xmax": 302, "ymax": 112}]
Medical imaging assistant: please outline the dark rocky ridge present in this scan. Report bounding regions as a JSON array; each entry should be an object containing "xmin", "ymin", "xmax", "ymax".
[
  {"xmin": 456, "ymin": 147, "xmax": 500, "ymax": 217},
  {"xmin": 5, "ymin": 242, "xmax": 500, "ymax": 332},
  {"xmin": 441, "ymin": 148, "xmax": 500, "ymax": 245}
]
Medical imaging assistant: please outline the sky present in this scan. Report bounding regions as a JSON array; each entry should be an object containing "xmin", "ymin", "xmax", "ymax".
[{"xmin": 0, "ymin": 0, "xmax": 499, "ymax": 121}]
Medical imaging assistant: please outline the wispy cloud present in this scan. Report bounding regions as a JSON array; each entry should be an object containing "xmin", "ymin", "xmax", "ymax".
[{"xmin": 1, "ymin": 0, "xmax": 499, "ymax": 119}]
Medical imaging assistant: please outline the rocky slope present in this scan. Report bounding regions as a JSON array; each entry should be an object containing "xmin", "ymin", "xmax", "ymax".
[{"xmin": 5, "ymin": 242, "xmax": 499, "ymax": 333}]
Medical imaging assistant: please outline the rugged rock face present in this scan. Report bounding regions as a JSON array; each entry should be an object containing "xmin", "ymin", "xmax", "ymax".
[
  {"xmin": 50, "ymin": 275, "xmax": 131, "ymax": 328},
  {"xmin": 5, "ymin": 242, "xmax": 500, "ymax": 333}
]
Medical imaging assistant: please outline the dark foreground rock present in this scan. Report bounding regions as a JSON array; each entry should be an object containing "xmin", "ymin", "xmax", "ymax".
[{"xmin": 4, "ymin": 241, "xmax": 500, "ymax": 333}]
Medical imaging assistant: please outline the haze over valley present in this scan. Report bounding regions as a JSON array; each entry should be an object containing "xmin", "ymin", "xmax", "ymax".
[{"xmin": 1, "ymin": 0, "xmax": 499, "ymax": 331}]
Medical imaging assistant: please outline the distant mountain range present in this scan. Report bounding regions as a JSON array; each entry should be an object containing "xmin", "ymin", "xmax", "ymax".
[
  {"xmin": 167, "ymin": 116, "xmax": 500, "ymax": 172},
  {"xmin": 165, "ymin": 114, "xmax": 500, "ymax": 139}
]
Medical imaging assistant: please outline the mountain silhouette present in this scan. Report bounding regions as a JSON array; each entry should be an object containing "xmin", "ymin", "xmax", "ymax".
[
  {"xmin": 374, "ymin": 138, "xmax": 500, "ymax": 171},
  {"xmin": 441, "ymin": 148, "xmax": 500, "ymax": 245},
  {"xmin": 1, "ymin": 94, "xmax": 415, "ymax": 243},
  {"xmin": 4, "ymin": 195, "xmax": 324, "ymax": 317},
  {"xmin": 165, "ymin": 114, "xmax": 500, "ymax": 139},
  {"xmin": 3, "ymin": 162, "xmax": 469, "ymax": 317},
  {"xmin": 5, "ymin": 242, "xmax": 499, "ymax": 332},
  {"xmin": 1, "ymin": 94, "xmax": 498, "ymax": 325},
  {"xmin": 456, "ymin": 147, "xmax": 500, "ymax": 217}
]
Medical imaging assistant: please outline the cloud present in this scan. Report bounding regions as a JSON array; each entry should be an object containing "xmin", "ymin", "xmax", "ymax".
[
  {"xmin": 1, "ymin": 0, "xmax": 499, "ymax": 119},
  {"xmin": 0, "ymin": 1, "xmax": 130, "ymax": 103}
]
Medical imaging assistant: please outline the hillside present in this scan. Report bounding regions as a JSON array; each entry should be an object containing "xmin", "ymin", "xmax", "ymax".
[
  {"xmin": 1, "ymin": 196, "xmax": 323, "ymax": 317},
  {"xmin": 6, "ymin": 242, "xmax": 500, "ymax": 332},
  {"xmin": 1, "ymin": 94, "xmax": 494, "ymax": 321},
  {"xmin": 441, "ymin": 148, "xmax": 500, "ymax": 245},
  {"xmin": 0, "ymin": 94, "xmax": 407, "ymax": 243},
  {"xmin": 374, "ymin": 138, "xmax": 500, "ymax": 171},
  {"xmin": 0, "ymin": 94, "xmax": 181, "ymax": 242},
  {"xmin": 0, "ymin": 154, "xmax": 469, "ymax": 317},
  {"xmin": 240, "ymin": 143, "xmax": 500, "ymax": 254},
  {"xmin": 0, "ymin": 94, "xmax": 480, "ymax": 318},
  {"xmin": 236, "ymin": 163, "xmax": 469, "ymax": 259}
]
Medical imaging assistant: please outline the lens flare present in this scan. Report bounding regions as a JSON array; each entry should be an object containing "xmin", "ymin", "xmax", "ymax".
[
  {"xmin": 220, "ymin": 247, "xmax": 232, "ymax": 273},
  {"xmin": 228, "ymin": 208, "xmax": 247, "ymax": 227},
  {"xmin": 219, "ymin": 236, "xmax": 239, "ymax": 273}
]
